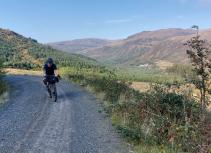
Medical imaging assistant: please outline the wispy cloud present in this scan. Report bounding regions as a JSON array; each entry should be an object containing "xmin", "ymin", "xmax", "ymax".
[
  {"xmin": 86, "ymin": 21, "xmax": 96, "ymax": 25},
  {"xmin": 105, "ymin": 19, "xmax": 133, "ymax": 24},
  {"xmin": 177, "ymin": 15, "xmax": 184, "ymax": 19},
  {"xmin": 178, "ymin": 0, "xmax": 189, "ymax": 3},
  {"xmin": 198, "ymin": 0, "xmax": 211, "ymax": 4},
  {"xmin": 177, "ymin": 0, "xmax": 211, "ymax": 4}
]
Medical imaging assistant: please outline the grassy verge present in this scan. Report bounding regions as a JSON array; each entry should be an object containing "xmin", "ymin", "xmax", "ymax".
[
  {"xmin": 134, "ymin": 144, "xmax": 176, "ymax": 153},
  {"xmin": 0, "ymin": 80, "xmax": 7, "ymax": 96},
  {"xmin": 0, "ymin": 72, "xmax": 8, "ymax": 105},
  {"xmin": 61, "ymin": 66, "xmax": 201, "ymax": 153},
  {"xmin": 4, "ymin": 68, "xmax": 42, "ymax": 76},
  {"xmin": 115, "ymin": 67, "xmax": 185, "ymax": 84}
]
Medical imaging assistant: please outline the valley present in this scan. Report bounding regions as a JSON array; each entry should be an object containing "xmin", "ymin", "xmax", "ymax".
[
  {"xmin": 49, "ymin": 28, "xmax": 211, "ymax": 67},
  {"xmin": 0, "ymin": 27, "xmax": 211, "ymax": 153}
]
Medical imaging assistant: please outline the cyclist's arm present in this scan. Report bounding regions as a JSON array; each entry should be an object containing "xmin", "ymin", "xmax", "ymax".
[
  {"xmin": 54, "ymin": 69, "xmax": 59, "ymax": 76},
  {"xmin": 43, "ymin": 65, "xmax": 47, "ymax": 77},
  {"xmin": 54, "ymin": 64, "xmax": 59, "ymax": 77},
  {"xmin": 43, "ymin": 70, "xmax": 46, "ymax": 77}
]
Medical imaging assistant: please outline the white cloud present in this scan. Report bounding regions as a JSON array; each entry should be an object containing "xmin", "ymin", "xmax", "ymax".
[
  {"xmin": 87, "ymin": 21, "xmax": 96, "ymax": 25},
  {"xmin": 198, "ymin": 0, "xmax": 211, "ymax": 4},
  {"xmin": 178, "ymin": 0, "xmax": 189, "ymax": 3},
  {"xmin": 177, "ymin": 15, "xmax": 184, "ymax": 19},
  {"xmin": 177, "ymin": 0, "xmax": 211, "ymax": 4},
  {"xmin": 105, "ymin": 19, "xmax": 132, "ymax": 24}
]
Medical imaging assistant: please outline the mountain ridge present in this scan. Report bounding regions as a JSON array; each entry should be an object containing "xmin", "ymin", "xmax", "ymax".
[
  {"xmin": 48, "ymin": 38, "xmax": 114, "ymax": 54},
  {"xmin": 49, "ymin": 28, "xmax": 211, "ymax": 66}
]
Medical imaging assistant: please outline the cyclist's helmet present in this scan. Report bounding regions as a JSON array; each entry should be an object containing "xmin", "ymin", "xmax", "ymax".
[{"xmin": 47, "ymin": 58, "xmax": 54, "ymax": 64}]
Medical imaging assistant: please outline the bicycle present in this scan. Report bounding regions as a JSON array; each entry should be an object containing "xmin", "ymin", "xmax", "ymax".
[{"xmin": 44, "ymin": 75, "xmax": 59, "ymax": 102}]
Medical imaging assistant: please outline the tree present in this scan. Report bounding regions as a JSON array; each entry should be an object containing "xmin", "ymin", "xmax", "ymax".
[
  {"xmin": 191, "ymin": 25, "xmax": 199, "ymax": 36},
  {"xmin": 185, "ymin": 26, "xmax": 211, "ymax": 121}
]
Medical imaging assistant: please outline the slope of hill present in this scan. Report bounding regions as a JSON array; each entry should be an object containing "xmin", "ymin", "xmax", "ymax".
[
  {"xmin": 49, "ymin": 28, "xmax": 211, "ymax": 66},
  {"xmin": 48, "ymin": 38, "xmax": 113, "ymax": 54},
  {"xmin": 0, "ymin": 28, "xmax": 98, "ymax": 69},
  {"xmin": 132, "ymin": 29, "xmax": 211, "ymax": 65},
  {"xmin": 84, "ymin": 28, "xmax": 196, "ymax": 65}
]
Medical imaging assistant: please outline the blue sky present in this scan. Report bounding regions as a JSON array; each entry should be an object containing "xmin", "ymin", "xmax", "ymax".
[{"xmin": 0, "ymin": 0, "xmax": 211, "ymax": 43}]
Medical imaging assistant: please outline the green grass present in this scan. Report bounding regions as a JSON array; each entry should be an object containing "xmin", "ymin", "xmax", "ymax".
[
  {"xmin": 60, "ymin": 66, "xmax": 185, "ymax": 85},
  {"xmin": 0, "ymin": 81, "xmax": 6, "ymax": 96},
  {"xmin": 0, "ymin": 75, "xmax": 7, "ymax": 106},
  {"xmin": 0, "ymin": 28, "xmax": 99, "ymax": 69},
  {"xmin": 61, "ymin": 65, "xmax": 201, "ymax": 153},
  {"xmin": 134, "ymin": 144, "xmax": 176, "ymax": 153},
  {"xmin": 0, "ymin": 62, "xmax": 6, "ymax": 96},
  {"xmin": 60, "ymin": 66, "xmax": 116, "ymax": 81},
  {"xmin": 111, "ymin": 114, "xmax": 177, "ymax": 153},
  {"xmin": 115, "ymin": 67, "xmax": 185, "ymax": 84}
]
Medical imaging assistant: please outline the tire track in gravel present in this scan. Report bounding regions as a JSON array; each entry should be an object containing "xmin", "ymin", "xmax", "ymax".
[
  {"xmin": 0, "ymin": 75, "xmax": 129, "ymax": 153},
  {"xmin": 12, "ymin": 95, "xmax": 49, "ymax": 153},
  {"xmin": 30, "ymin": 87, "xmax": 72, "ymax": 153}
]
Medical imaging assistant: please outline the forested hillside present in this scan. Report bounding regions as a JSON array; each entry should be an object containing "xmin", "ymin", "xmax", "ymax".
[{"xmin": 0, "ymin": 28, "xmax": 98, "ymax": 69}]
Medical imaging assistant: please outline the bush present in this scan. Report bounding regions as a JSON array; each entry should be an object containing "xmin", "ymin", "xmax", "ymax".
[
  {"xmin": 65, "ymin": 70, "xmax": 201, "ymax": 152},
  {"xmin": 166, "ymin": 64, "xmax": 197, "ymax": 82},
  {"xmin": 0, "ymin": 60, "xmax": 6, "ymax": 95}
]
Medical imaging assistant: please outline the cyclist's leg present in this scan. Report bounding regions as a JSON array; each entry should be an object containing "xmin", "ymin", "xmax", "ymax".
[
  {"xmin": 53, "ymin": 84, "xmax": 57, "ymax": 102},
  {"xmin": 46, "ymin": 82, "xmax": 52, "ymax": 98},
  {"xmin": 53, "ymin": 84, "xmax": 57, "ymax": 94},
  {"xmin": 43, "ymin": 77, "xmax": 47, "ymax": 85}
]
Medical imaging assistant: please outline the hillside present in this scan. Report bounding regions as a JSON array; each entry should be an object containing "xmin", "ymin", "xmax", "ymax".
[
  {"xmin": 132, "ymin": 29, "xmax": 211, "ymax": 65},
  {"xmin": 0, "ymin": 28, "xmax": 98, "ymax": 69},
  {"xmin": 86, "ymin": 28, "xmax": 211, "ymax": 66},
  {"xmin": 83, "ymin": 29, "xmax": 188, "ymax": 64},
  {"xmin": 48, "ymin": 38, "xmax": 113, "ymax": 54},
  {"xmin": 49, "ymin": 28, "xmax": 211, "ymax": 66}
]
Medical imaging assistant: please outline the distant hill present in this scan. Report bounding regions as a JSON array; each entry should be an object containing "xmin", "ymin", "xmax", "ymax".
[
  {"xmin": 0, "ymin": 28, "xmax": 98, "ymax": 69},
  {"xmin": 49, "ymin": 28, "xmax": 211, "ymax": 66},
  {"xmin": 83, "ymin": 28, "xmax": 195, "ymax": 65},
  {"xmin": 48, "ymin": 38, "xmax": 113, "ymax": 54}
]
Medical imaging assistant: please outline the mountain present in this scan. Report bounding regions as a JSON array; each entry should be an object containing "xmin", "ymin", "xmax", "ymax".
[
  {"xmin": 48, "ymin": 39, "xmax": 113, "ymax": 54},
  {"xmin": 0, "ymin": 28, "xmax": 98, "ymax": 69},
  {"xmin": 83, "ymin": 29, "xmax": 193, "ymax": 65},
  {"xmin": 131, "ymin": 28, "xmax": 211, "ymax": 65},
  {"xmin": 49, "ymin": 28, "xmax": 211, "ymax": 66},
  {"xmin": 86, "ymin": 28, "xmax": 211, "ymax": 66}
]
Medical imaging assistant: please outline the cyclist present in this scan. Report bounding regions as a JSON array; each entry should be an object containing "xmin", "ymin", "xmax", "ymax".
[{"xmin": 43, "ymin": 58, "xmax": 59, "ymax": 98}]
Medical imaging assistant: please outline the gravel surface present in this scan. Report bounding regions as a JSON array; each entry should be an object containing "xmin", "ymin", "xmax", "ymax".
[{"xmin": 0, "ymin": 75, "xmax": 129, "ymax": 153}]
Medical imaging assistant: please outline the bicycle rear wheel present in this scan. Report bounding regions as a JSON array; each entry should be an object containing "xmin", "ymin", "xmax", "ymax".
[
  {"xmin": 49, "ymin": 83, "xmax": 57, "ymax": 102},
  {"xmin": 52, "ymin": 84, "xmax": 57, "ymax": 102}
]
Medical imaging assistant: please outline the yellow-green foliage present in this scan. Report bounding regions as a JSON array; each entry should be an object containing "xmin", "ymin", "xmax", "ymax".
[
  {"xmin": 0, "ymin": 28, "xmax": 98, "ymax": 69},
  {"xmin": 116, "ymin": 67, "xmax": 185, "ymax": 84},
  {"xmin": 60, "ymin": 66, "xmax": 185, "ymax": 85},
  {"xmin": 62, "ymin": 66, "xmax": 201, "ymax": 153},
  {"xmin": 0, "ymin": 61, "xmax": 6, "ymax": 95},
  {"xmin": 134, "ymin": 144, "xmax": 176, "ymax": 153},
  {"xmin": 60, "ymin": 66, "xmax": 115, "ymax": 80},
  {"xmin": 0, "ymin": 81, "xmax": 6, "ymax": 96}
]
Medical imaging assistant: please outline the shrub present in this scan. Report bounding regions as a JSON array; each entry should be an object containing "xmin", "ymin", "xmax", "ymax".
[
  {"xmin": 65, "ymin": 71, "xmax": 201, "ymax": 152},
  {"xmin": 0, "ymin": 60, "xmax": 6, "ymax": 95}
]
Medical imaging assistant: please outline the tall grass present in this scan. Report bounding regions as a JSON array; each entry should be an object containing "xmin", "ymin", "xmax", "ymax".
[
  {"xmin": 108, "ymin": 66, "xmax": 185, "ymax": 84},
  {"xmin": 0, "ymin": 81, "xmax": 6, "ymax": 96},
  {"xmin": 61, "ymin": 66, "xmax": 201, "ymax": 153},
  {"xmin": 134, "ymin": 144, "xmax": 176, "ymax": 153},
  {"xmin": 60, "ymin": 66, "xmax": 185, "ymax": 84},
  {"xmin": 0, "ymin": 61, "xmax": 6, "ymax": 95}
]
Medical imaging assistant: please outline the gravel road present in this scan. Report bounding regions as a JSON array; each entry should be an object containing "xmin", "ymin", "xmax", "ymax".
[{"xmin": 0, "ymin": 75, "xmax": 129, "ymax": 153}]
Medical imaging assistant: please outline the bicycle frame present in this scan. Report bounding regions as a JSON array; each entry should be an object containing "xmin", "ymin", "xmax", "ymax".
[{"xmin": 46, "ymin": 75, "xmax": 58, "ymax": 102}]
